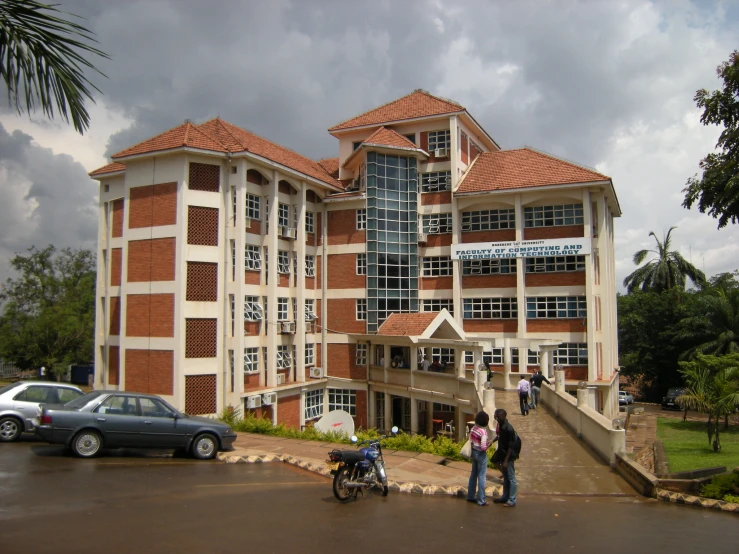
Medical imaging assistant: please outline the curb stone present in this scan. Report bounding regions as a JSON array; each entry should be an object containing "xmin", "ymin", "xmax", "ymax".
[
  {"xmin": 217, "ymin": 452, "xmax": 503, "ymax": 498},
  {"xmin": 656, "ymin": 488, "xmax": 739, "ymax": 514}
]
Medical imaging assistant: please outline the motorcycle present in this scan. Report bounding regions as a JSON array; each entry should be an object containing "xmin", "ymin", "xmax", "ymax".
[{"xmin": 326, "ymin": 426, "xmax": 399, "ymax": 502}]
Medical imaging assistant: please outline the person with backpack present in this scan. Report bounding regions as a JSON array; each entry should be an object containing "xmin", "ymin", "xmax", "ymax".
[
  {"xmin": 529, "ymin": 370, "xmax": 550, "ymax": 410},
  {"xmin": 466, "ymin": 411, "xmax": 493, "ymax": 506},
  {"xmin": 492, "ymin": 408, "xmax": 520, "ymax": 507}
]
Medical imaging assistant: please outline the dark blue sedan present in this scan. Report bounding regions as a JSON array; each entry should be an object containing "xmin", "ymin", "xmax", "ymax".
[{"xmin": 35, "ymin": 391, "xmax": 236, "ymax": 459}]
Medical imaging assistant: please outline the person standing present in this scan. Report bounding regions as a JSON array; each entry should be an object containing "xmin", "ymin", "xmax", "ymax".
[
  {"xmin": 517, "ymin": 375, "xmax": 531, "ymax": 415},
  {"xmin": 492, "ymin": 408, "xmax": 518, "ymax": 507},
  {"xmin": 466, "ymin": 411, "xmax": 492, "ymax": 506},
  {"xmin": 421, "ymin": 355, "xmax": 431, "ymax": 372},
  {"xmin": 529, "ymin": 370, "xmax": 550, "ymax": 410}
]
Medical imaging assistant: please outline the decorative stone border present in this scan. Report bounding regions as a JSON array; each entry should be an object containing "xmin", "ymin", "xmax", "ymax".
[
  {"xmin": 218, "ymin": 452, "xmax": 502, "ymax": 498},
  {"xmin": 656, "ymin": 488, "xmax": 739, "ymax": 513}
]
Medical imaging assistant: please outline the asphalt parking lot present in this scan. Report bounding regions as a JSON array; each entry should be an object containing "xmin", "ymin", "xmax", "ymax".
[{"xmin": 1, "ymin": 436, "xmax": 738, "ymax": 553}]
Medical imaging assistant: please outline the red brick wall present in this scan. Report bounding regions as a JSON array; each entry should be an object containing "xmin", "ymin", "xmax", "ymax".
[
  {"xmin": 327, "ymin": 299, "xmax": 365, "ymax": 334},
  {"xmin": 279, "ymin": 394, "xmax": 300, "ymax": 428},
  {"xmin": 110, "ymin": 248, "xmax": 122, "ymax": 286},
  {"xmin": 189, "ymin": 163, "xmax": 220, "ymax": 192},
  {"xmin": 316, "ymin": 213, "xmax": 323, "ymax": 246},
  {"xmin": 421, "ymin": 191, "xmax": 452, "ymax": 206},
  {"xmin": 246, "ymin": 219, "xmax": 262, "ymax": 235},
  {"xmin": 354, "ymin": 390, "xmax": 367, "ymax": 430},
  {"xmin": 124, "ymin": 349, "xmax": 174, "ymax": 395},
  {"xmin": 525, "ymin": 272, "xmax": 585, "ymax": 287},
  {"xmin": 186, "ymin": 262, "xmax": 218, "ymax": 301},
  {"xmin": 244, "ymin": 372, "xmax": 260, "ymax": 390},
  {"xmin": 461, "ymin": 229, "xmax": 516, "ymax": 243},
  {"xmin": 129, "ymin": 183, "xmax": 177, "ymax": 228},
  {"xmin": 527, "ymin": 319, "xmax": 586, "ymax": 333},
  {"xmin": 424, "ymin": 234, "xmax": 452, "ymax": 247},
  {"xmin": 109, "ymin": 297, "xmax": 121, "ymax": 336},
  {"xmin": 524, "ymin": 225, "xmax": 584, "ymax": 240},
  {"xmin": 564, "ymin": 367, "xmax": 588, "ymax": 381},
  {"xmin": 305, "ymin": 276, "xmax": 316, "ymax": 289},
  {"xmin": 244, "ymin": 321, "xmax": 260, "ymax": 336},
  {"xmin": 278, "ymin": 180, "xmax": 295, "ymax": 195},
  {"xmin": 125, "ymin": 294, "xmax": 175, "ymax": 337},
  {"xmin": 112, "ymin": 199, "xmax": 124, "ymax": 238},
  {"xmin": 327, "ymin": 254, "xmax": 365, "ymax": 288},
  {"xmin": 463, "ymin": 320, "xmax": 518, "ymax": 333},
  {"xmin": 316, "ymin": 342, "xmax": 322, "ymax": 368},
  {"xmin": 420, "ymin": 276, "xmax": 453, "ymax": 291},
  {"xmin": 462, "ymin": 274, "xmax": 517, "ymax": 289},
  {"xmin": 326, "ymin": 343, "xmax": 365, "ymax": 379},
  {"xmin": 245, "ymin": 270, "xmax": 260, "ymax": 285},
  {"xmin": 327, "ymin": 209, "xmax": 366, "ymax": 245},
  {"xmin": 185, "ymin": 319, "xmax": 217, "ymax": 358},
  {"xmin": 108, "ymin": 346, "xmax": 119, "ymax": 385},
  {"xmin": 247, "ymin": 169, "xmax": 267, "ymax": 185},
  {"xmin": 278, "ymin": 273, "xmax": 290, "ymax": 287},
  {"xmin": 461, "ymin": 134, "xmax": 469, "ymax": 165},
  {"xmin": 127, "ymin": 238, "xmax": 175, "ymax": 282}
]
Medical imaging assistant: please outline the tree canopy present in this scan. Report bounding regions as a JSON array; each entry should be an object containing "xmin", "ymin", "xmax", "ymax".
[
  {"xmin": 682, "ymin": 50, "xmax": 739, "ymax": 228},
  {"xmin": 0, "ymin": 0, "xmax": 109, "ymax": 134},
  {"xmin": 0, "ymin": 245, "xmax": 95, "ymax": 377}
]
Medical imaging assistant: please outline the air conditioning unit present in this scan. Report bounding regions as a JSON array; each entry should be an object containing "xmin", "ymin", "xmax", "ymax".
[
  {"xmin": 276, "ymin": 373, "xmax": 286, "ymax": 385},
  {"xmin": 280, "ymin": 226, "xmax": 296, "ymax": 239},
  {"xmin": 434, "ymin": 148, "xmax": 448, "ymax": 157},
  {"xmin": 262, "ymin": 392, "xmax": 277, "ymax": 406},
  {"xmin": 309, "ymin": 366, "xmax": 324, "ymax": 379},
  {"xmin": 280, "ymin": 321, "xmax": 296, "ymax": 334},
  {"xmin": 417, "ymin": 233, "xmax": 426, "ymax": 243},
  {"xmin": 246, "ymin": 395, "xmax": 262, "ymax": 409}
]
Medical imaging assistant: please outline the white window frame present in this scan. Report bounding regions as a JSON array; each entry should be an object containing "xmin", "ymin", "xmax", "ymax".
[
  {"xmin": 524, "ymin": 204, "xmax": 584, "ymax": 228},
  {"xmin": 428, "ymin": 129, "xmax": 451, "ymax": 151},
  {"xmin": 277, "ymin": 297, "xmax": 289, "ymax": 321},
  {"xmin": 306, "ymin": 211, "xmax": 315, "ymax": 234},
  {"xmin": 328, "ymin": 388, "xmax": 357, "ymax": 416},
  {"xmin": 244, "ymin": 296, "xmax": 263, "ymax": 321},
  {"xmin": 276, "ymin": 344, "xmax": 291, "ymax": 369},
  {"xmin": 422, "ymin": 256, "xmax": 453, "ymax": 277},
  {"xmin": 356, "ymin": 253, "xmax": 367, "ymax": 275},
  {"xmin": 431, "ymin": 347, "xmax": 454, "ymax": 365},
  {"xmin": 422, "ymin": 299, "xmax": 454, "ymax": 315},
  {"xmin": 305, "ymin": 343, "xmax": 315, "ymax": 366},
  {"xmin": 421, "ymin": 171, "xmax": 451, "ymax": 192},
  {"xmin": 305, "ymin": 255, "xmax": 315, "ymax": 277},
  {"xmin": 245, "ymin": 193, "xmax": 260, "ymax": 220},
  {"xmin": 278, "ymin": 250, "xmax": 290, "ymax": 274},
  {"xmin": 356, "ymin": 344, "xmax": 367, "ymax": 366},
  {"xmin": 461, "ymin": 208, "xmax": 515, "ymax": 231},
  {"xmin": 463, "ymin": 298, "xmax": 518, "ymax": 319},
  {"xmin": 278, "ymin": 202, "xmax": 290, "ymax": 228},
  {"xmin": 422, "ymin": 213, "xmax": 452, "ymax": 234},
  {"xmin": 356, "ymin": 299, "xmax": 367, "ymax": 320},
  {"xmin": 356, "ymin": 209, "xmax": 367, "ymax": 230},
  {"xmin": 525, "ymin": 255, "xmax": 586, "ymax": 273},
  {"xmin": 244, "ymin": 347, "xmax": 259, "ymax": 373},
  {"xmin": 553, "ymin": 343, "xmax": 588, "ymax": 365},
  {"xmin": 304, "ymin": 389, "xmax": 324, "ymax": 420},
  {"xmin": 305, "ymin": 300, "xmax": 317, "ymax": 321},
  {"xmin": 463, "ymin": 258, "xmax": 516, "ymax": 275},
  {"xmin": 245, "ymin": 244, "xmax": 261, "ymax": 271},
  {"xmin": 526, "ymin": 296, "xmax": 587, "ymax": 319}
]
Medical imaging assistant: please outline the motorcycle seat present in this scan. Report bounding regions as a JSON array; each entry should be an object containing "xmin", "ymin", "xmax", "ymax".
[{"xmin": 337, "ymin": 451, "xmax": 367, "ymax": 462}]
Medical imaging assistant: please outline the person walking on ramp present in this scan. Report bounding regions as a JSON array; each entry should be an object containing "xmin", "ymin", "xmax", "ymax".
[
  {"xmin": 529, "ymin": 370, "xmax": 550, "ymax": 410},
  {"xmin": 466, "ymin": 411, "xmax": 492, "ymax": 506},
  {"xmin": 517, "ymin": 375, "xmax": 531, "ymax": 415}
]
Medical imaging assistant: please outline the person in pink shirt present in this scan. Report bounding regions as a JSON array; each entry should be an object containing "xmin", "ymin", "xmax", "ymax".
[{"xmin": 466, "ymin": 411, "xmax": 492, "ymax": 506}]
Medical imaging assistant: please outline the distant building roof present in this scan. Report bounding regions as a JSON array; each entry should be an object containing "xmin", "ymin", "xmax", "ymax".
[
  {"xmin": 88, "ymin": 162, "xmax": 126, "ymax": 177},
  {"xmin": 377, "ymin": 312, "xmax": 440, "ymax": 336}
]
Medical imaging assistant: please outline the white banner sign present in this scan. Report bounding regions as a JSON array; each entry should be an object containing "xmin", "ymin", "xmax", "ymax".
[{"xmin": 451, "ymin": 237, "xmax": 592, "ymax": 260}]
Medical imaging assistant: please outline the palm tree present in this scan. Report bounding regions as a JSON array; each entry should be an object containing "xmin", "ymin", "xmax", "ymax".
[
  {"xmin": 623, "ymin": 227, "xmax": 706, "ymax": 293},
  {"xmin": 679, "ymin": 288, "xmax": 739, "ymax": 357},
  {"xmin": 0, "ymin": 0, "xmax": 109, "ymax": 134}
]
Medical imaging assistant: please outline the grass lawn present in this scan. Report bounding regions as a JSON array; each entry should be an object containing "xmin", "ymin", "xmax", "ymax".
[{"xmin": 657, "ymin": 417, "xmax": 739, "ymax": 474}]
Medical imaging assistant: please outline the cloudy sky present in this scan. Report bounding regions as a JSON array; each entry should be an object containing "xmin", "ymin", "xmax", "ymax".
[{"xmin": 0, "ymin": 0, "xmax": 737, "ymax": 289}]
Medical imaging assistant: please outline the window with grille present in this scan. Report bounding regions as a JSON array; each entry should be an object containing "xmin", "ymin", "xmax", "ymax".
[
  {"xmin": 526, "ymin": 296, "xmax": 587, "ymax": 318},
  {"xmin": 328, "ymin": 388, "xmax": 357, "ymax": 416},
  {"xmin": 305, "ymin": 300, "xmax": 317, "ymax": 321},
  {"xmin": 553, "ymin": 343, "xmax": 588, "ymax": 365},
  {"xmin": 278, "ymin": 203, "xmax": 289, "ymax": 227},
  {"xmin": 305, "ymin": 343, "xmax": 315, "ymax": 365},
  {"xmin": 246, "ymin": 194, "xmax": 260, "ymax": 220},
  {"xmin": 422, "ymin": 256, "xmax": 453, "ymax": 277},
  {"xmin": 431, "ymin": 347, "xmax": 454, "ymax": 365},
  {"xmin": 524, "ymin": 204, "xmax": 584, "ymax": 227},
  {"xmin": 421, "ymin": 171, "xmax": 451, "ymax": 192},
  {"xmin": 463, "ymin": 258, "xmax": 516, "ymax": 275},
  {"xmin": 465, "ymin": 348, "xmax": 516, "ymax": 365},
  {"xmin": 422, "ymin": 299, "xmax": 453, "ymax": 315},
  {"xmin": 356, "ymin": 344, "xmax": 367, "ymax": 366},
  {"xmin": 356, "ymin": 299, "xmax": 367, "ymax": 320},
  {"xmin": 422, "ymin": 213, "xmax": 452, "ymax": 234},
  {"xmin": 244, "ymin": 347, "xmax": 259, "ymax": 373},
  {"xmin": 186, "ymin": 262, "xmax": 218, "ymax": 301},
  {"xmin": 428, "ymin": 130, "xmax": 451, "ymax": 151},
  {"xmin": 276, "ymin": 345, "xmax": 291, "ymax": 369},
  {"xmin": 356, "ymin": 209, "xmax": 366, "ymax": 230},
  {"xmin": 231, "ymin": 188, "xmax": 237, "ymax": 223},
  {"xmin": 304, "ymin": 255, "xmax": 315, "ymax": 277},
  {"xmin": 187, "ymin": 206, "xmax": 219, "ymax": 246},
  {"xmin": 277, "ymin": 298, "xmax": 289, "ymax": 321},
  {"xmin": 306, "ymin": 211, "xmax": 314, "ymax": 234},
  {"xmin": 245, "ymin": 245, "xmax": 261, "ymax": 270},
  {"xmin": 525, "ymin": 255, "xmax": 585, "ymax": 273},
  {"xmin": 461, "ymin": 208, "xmax": 515, "ymax": 231},
  {"xmin": 185, "ymin": 319, "xmax": 217, "ymax": 358},
  {"xmin": 463, "ymin": 298, "xmax": 518, "ymax": 319},
  {"xmin": 244, "ymin": 296, "xmax": 263, "ymax": 321},
  {"xmin": 264, "ymin": 198, "xmax": 269, "ymax": 224},
  {"xmin": 189, "ymin": 162, "xmax": 220, "ymax": 192},
  {"xmin": 304, "ymin": 389, "xmax": 324, "ymax": 420},
  {"xmin": 375, "ymin": 392, "xmax": 385, "ymax": 431},
  {"xmin": 356, "ymin": 253, "xmax": 367, "ymax": 275},
  {"xmin": 278, "ymin": 251, "xmax": 290, "ymax": 274}
]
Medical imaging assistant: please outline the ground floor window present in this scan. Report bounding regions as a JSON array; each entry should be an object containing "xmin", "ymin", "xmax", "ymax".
[
  {"xmin": 304, "ymin": 389, "xmax": 323, "ymax": 421},
  {"xmin": 328, "ymin": 388, "xmax": 356, "ymax": 416}
]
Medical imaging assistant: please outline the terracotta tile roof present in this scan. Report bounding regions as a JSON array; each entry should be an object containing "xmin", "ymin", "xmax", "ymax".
[
  {"xmin": 110, "ymin": 118, "xmax": 340, "ymax": 188},
  {"xmin": 363, "ymin": 127, "xmax": 419, "ymax": 150},
  {"xmin": 89, "ymin": 162, "xmax": 126, "ymax": 177},
  {"xmin": 378, "ymin": 312, "xmax": 440, "ymax": 336},
  {"xmin": 329, "ymin": 90, "xmax": 464, "ymax": 131},
  {"xmin": 111, "ymin": 122, "xmax": 226, "ymax": 159},
  {"xmin": 456, "ymin": 148, "xmax": 610, "ymax": 194},
  {"xmin": 318, "ymin": 157, "xmax": 340, "ymax": 179}
]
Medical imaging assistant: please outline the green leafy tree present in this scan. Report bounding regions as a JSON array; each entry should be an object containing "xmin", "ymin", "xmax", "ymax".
[
  {"xmin": 678, "ymin": 354, "xmax": 739, "ymax": 452},
  {"xmin": 0, "ymin": 245, "xmax": 95, "ymax": 378},
  {"xmin": 623, "ymin": 227, "xmax": 706, "ymax": 293},
  {"xmin": 0, "ymin": 0, "xmax": 109, "ymax": 134},
  {"xmin": 682, "ymin": 51, "xmax": 739, "ymax": 228},
  {"xmin": 677, "ymin": 287, "xmax": 739, "ymax": 357}
]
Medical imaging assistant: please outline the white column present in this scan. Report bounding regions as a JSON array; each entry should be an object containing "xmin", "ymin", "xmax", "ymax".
[
  {"xmin": 368, "ymin": 389, "xmax": 376, "ymax": 429},
  {"xmin": 514, "ymin": 194, "xmax": 526, "ymax": 338},
  {"xmin": 410, "ymin": 393, "xmax": 419, "ymax": 434},
  {"xmin": 295, "ymin": 184, "xmax": 307, "ymax": 383},
  {"xmin": 555, "ymin": 369, "xmax": 565, "ymax": 393},
  {"xmin": 451, "ymin": 116, "xmax": 463, "ymax": 329},
  {"xmin": 456, "ymin": 348, "xmax": 465, "ymax": 379},
  {"xmin": 502, "ymin": 339, "xmax": 512, "ymax": 389},
  {"xmin": 234, "ymin": 159, "xmax": 247, "ymax": 399},
  {"xmin": 582, "ymin": 189, "xmax": 595, "ymax": 382},
  {"xmin": 483, "ymin": 388, "xmax": 496, "ymax": 419},
  {"xmin": 266, "ymin": 171, "xmax": 279, "ymax": 388}
]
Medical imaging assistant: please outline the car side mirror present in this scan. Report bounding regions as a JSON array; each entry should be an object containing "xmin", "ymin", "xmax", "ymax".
[{"xmin": 171, "ymin": 412, "xmax": 182, "ymax": 420}]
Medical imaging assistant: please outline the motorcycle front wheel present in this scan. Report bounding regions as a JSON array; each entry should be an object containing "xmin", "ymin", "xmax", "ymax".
[{"xmin": 333, "ymin": 466, "xmax": 356, "ymax": 502}]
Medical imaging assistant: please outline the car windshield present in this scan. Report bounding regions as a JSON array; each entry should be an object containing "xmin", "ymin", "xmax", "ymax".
[
  {"xmin": 0, "ymin": 381, "xmax": 24, "ymax": 395},
  {"xmin": 64, "ymin": 391, "xmax": 105, "ymax": 409}
]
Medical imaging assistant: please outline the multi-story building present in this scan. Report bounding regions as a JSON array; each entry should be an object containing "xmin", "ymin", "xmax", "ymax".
[{"xmin": 90, "ymin": 90, "xmax": 621, "ymax": 437}]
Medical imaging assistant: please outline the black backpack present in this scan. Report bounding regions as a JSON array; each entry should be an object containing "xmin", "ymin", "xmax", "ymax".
[{"xmin": 512, "ymin": 432, "xmax": 522, "ymax": 459}]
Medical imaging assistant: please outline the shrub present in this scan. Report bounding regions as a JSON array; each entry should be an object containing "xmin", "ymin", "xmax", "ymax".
[
  {"xmin": 722, "ymin": 494, "xmax": 739, "ymax": 504},
  {"xmin": 700, "ymin": 472, "xmax": 739, "ymax": 499}
]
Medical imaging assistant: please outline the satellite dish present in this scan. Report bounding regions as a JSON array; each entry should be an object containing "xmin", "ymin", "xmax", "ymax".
[{"xmin": 313, "ymin": 409, "xmax": 355, "ymax": 437}]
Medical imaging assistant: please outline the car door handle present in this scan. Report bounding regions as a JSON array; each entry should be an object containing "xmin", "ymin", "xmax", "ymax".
[
  {"xmin": 144, "ymin": 421, "xmax": 153, "ymax": 425},
  {"xmin": 97, "ymin": 417, "xmax": 106, "ymax": 422}
]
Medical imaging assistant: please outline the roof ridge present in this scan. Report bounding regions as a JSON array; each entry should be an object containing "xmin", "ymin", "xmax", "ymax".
[
  {"xmin": 454, "ymin": 151, "xmax": 483, "ymax": 192},
  {"xmin": 417, "ymin": 88, "xmax": 463, "ymax": 108},
  {"xmin": 330, "ymin": 92, "xmax": 418, "ymax": 130},
  {"xmin": 199, "ymin": 117, "xmax": 247, "ymax": 151},
  {"xmin": 522, "ymin": 146, "xmax": 607, "ymax": 178}
]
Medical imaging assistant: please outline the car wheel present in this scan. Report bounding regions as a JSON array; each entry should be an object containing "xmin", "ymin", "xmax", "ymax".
[
  {"xmin": 72, "ymin": 430, "xmax": 102, "ymax": 458},
  {"xmin": 191, "ymin": 433, "xmax": 218, "ymax": 460},
  {"xmin": 0, "ymin": 416, "xmax": 23, "ymax": 442}
]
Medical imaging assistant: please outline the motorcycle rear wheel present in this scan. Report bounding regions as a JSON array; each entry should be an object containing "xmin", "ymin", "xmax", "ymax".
[{"xmin": 333, "ymin": 466, "xmax": 355, "ymax": 502}]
